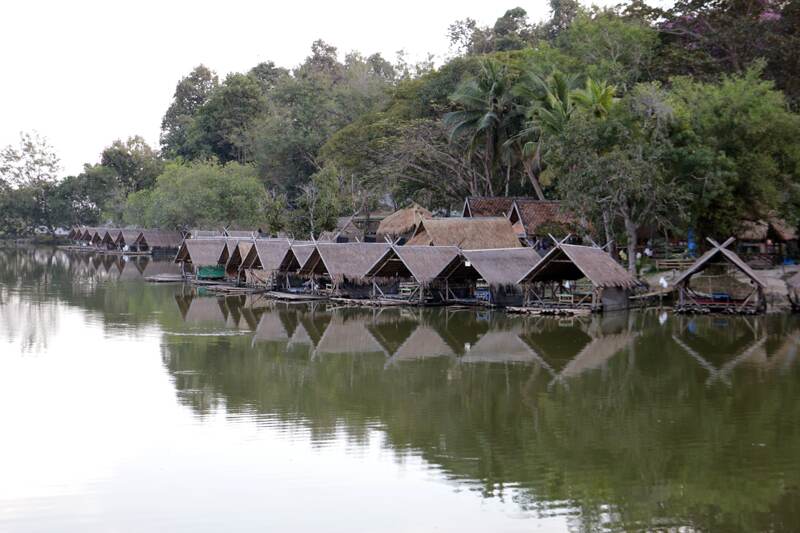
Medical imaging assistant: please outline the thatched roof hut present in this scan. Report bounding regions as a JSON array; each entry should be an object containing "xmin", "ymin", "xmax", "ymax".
[
  {"xmin": 457, "ymin": 248, "xmax": 541, "ymax": 286},
  {"xmin": 519, "ymin": 244, "xmax": 638, "ymax": 289},
  {"xmin": 68, "ymin": 227, "xmax": 82, "ymax": 240},
  {"xmin": 376, "ymin": 203, "xmax": 433, "ymax": 242},
  {"xmin": 737, "ymin": 215, "xmax": 797, "ymax": 242},
  {"xmin": 80, "ymin": 227, "xmax": 98, "ymax": 242},
  {"xmin": 300, "ymin": 243, "xmax": 390, "ymax": 283},
  {"xmin": 174, "ymin": 238, "xmax": 227, "ymax": 266},
  {"xmin": 406, "ymin": 217, "xmax": 521, "ymax": 249},
  {"xmin": 287, "ymin": 243, "xmax": 317, "ymax": 272},
  {"xmin": 508, "ymin": 199, "xmax": 583, "ymax": 240},
  {"xmin": 135, "ymin": 230, "xmax": 183, "ymax": 252},
  {"xmin": 241, "ymin": 240, "xmax": 292, "ymax": 272},
  {"xmin": 366, "ymin": 245, "xmax": 460, "ymax": 285},
  {"xmin": 462, "ymin": 196, "xmax": 517, "ymax": 217},
  {"xmin": 114, "ymin": 229, "xmax": 143, "ymax": 249}
]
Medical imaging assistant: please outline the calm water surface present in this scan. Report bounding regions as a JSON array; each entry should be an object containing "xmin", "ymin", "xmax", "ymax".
[{"xmin": 1, "ymin": 247, "xmax": 799, "ymax": 532}]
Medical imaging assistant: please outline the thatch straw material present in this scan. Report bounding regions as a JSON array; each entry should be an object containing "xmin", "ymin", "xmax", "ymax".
[
  {"xmin": 137, "ymin": 230, "xmax": 183, "ymax": 250},
  {"xmin": 509, "ymin": 199, "xmax": 582, "ymax": 237},
  {"xmin": 406, "ymin": 217, "xmax": 521, "ymax": 249},
  {"xmin": 461, "ymin": 248, "xmax": 541, "ymax": 286},
  {"xmin": 174, "ymin": 238, "xmax": 227, "ymax": 266},
  {"xmin": 244, "ymin": 240, "xmax": 292, "ymax": 271},
  {"xmin": 376, "ymin": 203, "xmax": 432, "ymax": 239},
  {"xmin": 115, "ymin": 229, "xmax": 143, "ymax": 248},
  {"xmin": 225, "ymin": 229, "xmax": 255, "ymax": 238},
  {"xmin": 300, "ymin": 242, "xmax": 390, "ymax": 282},
  {"xmin": 366, "ymin": 245, "xmax": 460, "ymax": 285},
  {"xmin": 787, "ymin": 271, "xmax": 800, "ymax": 289},
  {"xmin": 672, "ymin": 239, "xmax": 766, "ymax": 288},
  {"xmin": 519, "ymin": 244, "xmax": 639, "ymax": 289},
  {"xmin": 289, "ymin": 243, "xmax": 317, "ymax": 271}
]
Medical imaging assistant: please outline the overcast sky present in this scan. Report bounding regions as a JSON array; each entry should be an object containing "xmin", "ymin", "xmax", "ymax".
[{"xmin": 1, "ymin": 0, "xmax": 615, "ymax": 176}]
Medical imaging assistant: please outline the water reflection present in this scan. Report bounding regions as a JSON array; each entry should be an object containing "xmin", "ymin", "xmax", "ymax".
[{"xmin": 2, "ymin": 247, "xmax": 800, "ymax": 531}]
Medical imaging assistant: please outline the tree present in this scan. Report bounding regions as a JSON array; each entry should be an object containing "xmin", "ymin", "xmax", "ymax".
[
  {"xmin": 0, "ymin": 132, "xmax": 63, "ymax": 234},
  {"xmin": 668, "ymin": 66, "xmax": 800, "ymax": 236},
  {"xmin": 160, "ymin": 65, "xmax": 218, "ymax": 158},
  {"xmin": 100, "ymin": 136, "xmax": 163, "ymax": 192},
  {"xmin": 444, "ymin": 59, "xmax": 517, "ymax": 196},
  {"xmin": 290, "ymin": 165, "xmax": 343, "ymax": 238},
  {"xmin": 123, "ymin": 161, "xmax": 267, "ymax": 229},
  {"xmin": 557, "ymin": 8, "xmax": 658, "ymax": 91},
  {"xmin": 551, "ymin": 85, "xmax": 687, "ymax": 272},
  {"xmin": 187, "ymin": 73, "xmax": 268, "ymax": 163}
]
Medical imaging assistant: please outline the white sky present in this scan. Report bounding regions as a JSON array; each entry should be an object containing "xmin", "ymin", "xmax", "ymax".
[{"xmin": 1, "ymin": 0, "xmax": 612, "ymax": 176}]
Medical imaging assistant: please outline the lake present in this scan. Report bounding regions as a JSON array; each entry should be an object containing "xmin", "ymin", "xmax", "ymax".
[{"xmin": 1, "ymin": 247, "xmax": 799, "ymax": 532}]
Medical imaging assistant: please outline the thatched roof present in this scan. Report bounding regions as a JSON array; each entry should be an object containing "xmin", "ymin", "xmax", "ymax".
[
  {"xmin": 300, "ymin": 243, "xmax": 390, "ymax": 280},
  {"xmin": 137, "ymin": 230, "xmax": 183, "ymax": 249},
  {"xmin": 519, "ymin": 244, "xmax": 639, "ymax": 289},
  {"xmin": 366, "ymin": 245, "xmax": 460, "ymax": 284},
  {"xmin": 672, "ymin": 238, "xmax": 766, "ymax": 289},
  {"xmin": 80, "ymin": 227, "xmax": 99, "ymax": 241},
  {"xmin": 462, "ymin": 197, "xmax": 517, "ymax": 217},
  {"xmin": 406, "ymin": 217, "xmax": 521, "ymax": 249},
  {"xmin": 227, "ymin": 241, "xmax": 255, "ymax": 269},
  {"xmin": 174, "ymin": 238, "xmax": 226, "ymax": 266},
  {"xmin": 738, "ymin": 215, "xmax": 797, "ymax": 242},
  {"xmin": 509, "ymin": 200, "xmax": 582, "ymax": 237},
  {"xmin": 376, "ymin": 203, "xmax": 433, "ymax": 239},
  {"xmin": 787, "ymin": 271, "xmax": 800, "ymax": 290},
  {"xmin": 289, "ymin": 243, "xmax": 317, "ymax": 271},
  {"xmin": 246, "ymin": 240, "xmax": 292, "ymax": 271},
  {"xmin": 115, "ymin": 229, "xmax": 143, "ymax": 246},
  {"xmin": 460, "ymin": 248, "xmax": 541, "ymax": 286}
]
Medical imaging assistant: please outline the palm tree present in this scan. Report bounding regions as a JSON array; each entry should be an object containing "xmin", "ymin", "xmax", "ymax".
[
  {"xmin": 572, "ymin": 78, "xmax": 617, "ymax": 119},
  {"xmin": 510, "ymin": 73, "xmax": 617, "ymax": 200},
  {"xmin": 444, "ymin": 59, "xmax": 516, "ymax": 196},
  {"xmin": 509, "ymin": 70, "xmax": 579, "ymax": 200}
]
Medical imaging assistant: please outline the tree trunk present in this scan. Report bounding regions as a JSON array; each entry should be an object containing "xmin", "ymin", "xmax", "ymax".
[
  {"xmin": 601, "ymin": 208, "xmax": 616, "ymax": 258},
  {"xmin": 504, "ymin": 163, "xmax": 511, "ymax": 196},
  {"xmin": 622, "ymin": 210, "xmax": 638, "ymax": 274},
  {"xmin": 522, "ymin": 161, "xmax": 545, "ymax": 200}
]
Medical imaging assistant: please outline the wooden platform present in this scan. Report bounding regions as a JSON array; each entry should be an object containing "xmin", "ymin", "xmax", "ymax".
[{"xmin": 265, "ymin": 291, "xmax": 329, "ymax": 301}]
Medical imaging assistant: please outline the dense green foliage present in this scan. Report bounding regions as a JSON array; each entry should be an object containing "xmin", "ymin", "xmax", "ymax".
[{"xmin": 2, "ymin": 0, "xmax": 799, "ymax": 245}]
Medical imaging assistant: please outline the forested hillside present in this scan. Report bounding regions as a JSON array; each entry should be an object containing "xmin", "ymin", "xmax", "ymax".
[{"xmin": 2, "ymin": 0, "xmax": 799, "ymax": 244}]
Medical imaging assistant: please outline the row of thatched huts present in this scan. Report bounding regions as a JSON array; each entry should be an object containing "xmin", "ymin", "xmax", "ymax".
[{"xmin": 173, "ymin": 235, "xmax": 642, "ymax": 312}]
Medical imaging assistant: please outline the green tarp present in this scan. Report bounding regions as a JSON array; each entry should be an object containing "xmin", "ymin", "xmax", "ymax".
[{"xmin": 197, "ymin": 265, "xmax": 225, "ymax": 280}]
